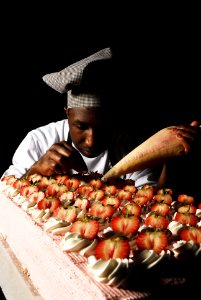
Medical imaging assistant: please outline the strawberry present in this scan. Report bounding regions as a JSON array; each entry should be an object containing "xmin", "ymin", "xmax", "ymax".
[
  {"xmin": 28, "ymin": 174, "xmax": 43, "ymax": 184},
  {"xmin": 88, "ymin": 178, "xmax": 103, "ymax": 189},
  {"xmin": 102, "ymin": 184, "xmax": 117, "ymax": 195},
  {"xmin": 136, "ymin": 229, "xmax": 168, "ymax": 254},
  {"xmin": 174, "ymin": 212, "xmax": 198, "ymax": 226},
  {"xmin": 65, "ymin": 177, "xmax": 80, "ymax": 191},
  {"xmin": 117, "ymin": 189, "xmax": 132, "ymax": 201},
  {"xmin": 153, "ymin": 193, "xmax": 173, "ymax": 204},
  {"xmin": 13, "ymin": 178, "xmax": 30, "ymax": 189},
  {"xmin": 77, "ymin": 184, "xmax": 94, "ymax": 197},
  {"xmin": 59, "ymin": 191, "xmax": 75, "ymax": 205},
  {"xmin": 53, "ymin": 206, "xmax": 78, "ymax": 223},
  {"xmin": 156, "ymin": 188, "xmax": 173, "ymax": 195},
  {"xmin": 133, "ymin": 196, "xmax": 149, "ymax": 206},
  {"xmin": 88, "ymin": 189, "xmax": 105, "ymax": 201},
  {"xmin": 20, "ymin": 185, "xmax": 39, "ymax": 197},
  {"xmin": 89, "ymin": 201, "xmax": 115, "ymax": 219},
  {"xmin": 145, "ymin": 212, "xmax": 169, "ymax": 229},
  {"xmin": 55, "ymin": 175, "xmax": 69, "ymax": 185},
  {"xmin": 180, "ymin": 226, "xmax": 201, "ymax": 243},
  {"xmin": 151, "ymin": 202, "xmax": 170, "ymax": 216},
  {"xmin": 74, "ymin": 198, "xmax": 91, "ymax": 210},
  {"xmin": 37, "ymin": 177, "xmax": 56, "ymax": 189},
  {"xmin": 95, "ymin": 237, "xmax": 130, "ymax": 260},
  {"xmin": 1, "ymin": 175, "xmax": 17, "ymax": 186},
  {"xmin": 198, "ymin": 203, "xmax": 201, "ymax": 209},
  {"xmin": 121, "ymin": 203, "xmax": 141, "ymax": 216},
  {"xmin": 102, "ymin": 195, "xmax": 120, "ymax": 208},
  {"xmin": 37, "ymin": 196, "xmax": 60, "ymax": 212},
  {"xmin": 122, "ymin": 181, "xmax": 137, "ymax": 194},
  {"xmin": 178, "ymin": 205, "xmax": 197, "ymax": 214},
  {"xmin": 70, "ymin": 217, "xmax": 99, "ymax": 239},
  {"xmin": 177, "ymin": 194, "xmax": 194, "ymax": 204},
  {"xmin": 28, "ymin": 191, "xmax": 45, "ymax": 203},
  {"xmin": 45, "ymin": 183, "xmax": 68, "ymax": 197},
  {"xmin": 110, "ymin": 214, "xmax": 140, "ymax": 236},
  {"xmin": 136, "ymin": 185, "xmax": 155, "ymax": 201}
]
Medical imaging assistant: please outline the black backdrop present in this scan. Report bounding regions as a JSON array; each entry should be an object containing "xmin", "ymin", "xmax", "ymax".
[{"xmin": 1, "ymin": 5, "xmax": 200, "ymax": 177}]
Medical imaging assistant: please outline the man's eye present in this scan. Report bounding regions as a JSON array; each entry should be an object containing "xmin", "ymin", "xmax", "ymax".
[{"xmin": 77, "ymin": 124, "xmax": 87, "ymax": 130}]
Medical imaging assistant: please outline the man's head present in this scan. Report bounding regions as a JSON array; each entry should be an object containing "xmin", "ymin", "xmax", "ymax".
[{"xmin": 43, "ymin": 47, "xmax": 115, "ymax": 158}]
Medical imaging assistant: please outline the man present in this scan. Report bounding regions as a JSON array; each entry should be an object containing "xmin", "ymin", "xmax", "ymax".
[{"xmin": 2, "ymin": 47, "xmax": 200, "ymax": 195}]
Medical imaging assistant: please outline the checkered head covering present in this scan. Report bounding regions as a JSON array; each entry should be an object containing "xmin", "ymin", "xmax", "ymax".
[{"xmin": 42, "ymin": 47, "xmax": 113, "ymax": 108}]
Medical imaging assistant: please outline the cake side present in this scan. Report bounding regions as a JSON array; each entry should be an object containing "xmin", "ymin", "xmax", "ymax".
[{"xmin": 0, "ymin": 192, "xmax": 150, "ymax": 300}]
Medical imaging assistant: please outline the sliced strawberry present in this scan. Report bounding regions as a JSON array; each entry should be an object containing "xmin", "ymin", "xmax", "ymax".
[
  {"xmin": 133, "ymin": 196, "xmax": 149, "ymax": 206},
  {"xmin": 88, "ymin": 178, "xmax": 103, "ymax": 189},
  {"xmin": 145, "ymin": 212, "xmax": 169, "ymax": 229},
  {"xmin": 28, "ymin": 174, "xmax": 43, "ymax": 184},
  {"xmin": 74, "ymin": 198, "xmax": 90, "ymax": 210},
  {"xmin": 178, "ymin": 205, "xmax": 197, "ymax": 214},
  {"xmin": 153, "ymin": 193, "xmax": 173, "ymax": 204},
  {"xmin": 136, "ymin": 184, "xmax": 155, "ymax": 201},
  {"xmin": 13, "ymin": 178, "xmax": 30, "ymax": 189},
  {"xmin": 77, "ymin": 184, "xmax": 94, "ymax": 197},
  {"xmin": 121, "ymin": 203, "xmax": 141, "ymax": 216},
  {"xmin": 37, "ymin": 177, "xmax": 56, "ymax": 189},
  {"xmin": 102, "ymin": 184, "xmax": 117, "ymax": 195},
  {"xmin": 70, "ymin": 217, "xmax": 99, "ymax": 239},
  {"xmin": 28, "ymin": 191, "xmax": 45, "ymax": 203},
  {"xmin": 37, "ymin": 196, "xmax": 60, "ymax": 212},
  {"xmin": 117, "ymin": 189, "xmax": 132, "ymax": 201},
  {"xmin": 110, "ymin": 214, "xmax": 140, "ymax": 236},
  {"xmin": 174, "ymin": 212, "xmax": 198, "ymax": 226},
  {"xmin": 65, "ymin": 177, "xmax": 80, "ymax": 191},
  {"xmin": 180, "ymin": 226, "xmax": 201, "ymax": 243},
  {"xmin": 122, "ymin": 181, "xmax": 137, "ymax": 194},
  {"xmin": 55, "ymin": 175, "xmax": 69, "ymax": 185},
  {"xmin": 53, "ymin": 205, "xmax": 78, "ymax": 223},
  {"xmin": 177, "ymin": 194, "xmax": 194, "ymax": 204},
  {"xmin": 88, "ymin": 189, "xmax": 105, "ymax": 201},
  {"xmin": 45, "ymin": 183, "xmax": 68, "ymax": 197},
  {"xmin": 136, "ymin": 229, "xmax": 168, "ymax": 254},
  {"xmin": 156, "ymin": 188, "xmax": 173, "ymax": 195},
  {"xmin": 151, "ymin": 202, "xmax": 170, "ymax": 216},
  {"xmin": 198, "ymin": 203, "xmax": 201, "ymax": 209},
  {"xmin": 89, "ymin": 201, "xmax": 115, "ymax": 219},
  {"xmin": 102, "ymin": 195, "xmax": 120, "ymax": 208},
  {"xmin": 59, "ymin": 191, "xmax": 75, "ymax": 205},
  {"xmin": 95, "ymin": 237, "xmax": 130, "ymax": 260},
  {"xmin": 20, "ymin": 185, "xmax": 39, "ymax": 197},
  {"xmin": 1, "ymin": 175, "xmax": 17, "ymax": 186}
]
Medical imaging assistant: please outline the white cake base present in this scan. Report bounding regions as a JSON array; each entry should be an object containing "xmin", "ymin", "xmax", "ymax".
[{"xmin": 0, "ymin": 193, "xmax": 150, "ymax": 300}]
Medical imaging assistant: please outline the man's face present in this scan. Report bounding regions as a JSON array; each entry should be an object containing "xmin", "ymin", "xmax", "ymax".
[{"xmin": 66, "ymin": 107, "xmax": 111, "ymax": 158}]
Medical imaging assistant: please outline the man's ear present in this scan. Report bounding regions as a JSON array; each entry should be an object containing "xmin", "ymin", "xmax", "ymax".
[{"xmin": 64, "ymin": 107, "xmax": 69, "ymax": 118}]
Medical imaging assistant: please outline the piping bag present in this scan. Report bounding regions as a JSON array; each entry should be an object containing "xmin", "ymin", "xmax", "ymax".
[{"xmin": 103, "ymin": 127, "xmax": 187, "ymax": 179}]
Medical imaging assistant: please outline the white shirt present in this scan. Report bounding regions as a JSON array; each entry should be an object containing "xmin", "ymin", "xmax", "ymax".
[{"xmin": 2, "ymin": 119, "xmax": 158, "ymax": 188}]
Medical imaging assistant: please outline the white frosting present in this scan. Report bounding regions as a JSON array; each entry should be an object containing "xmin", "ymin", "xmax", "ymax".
[
  {"xmin": 61, "ymin": 232, "xmax": 93, "ymax": 252},
  {"xmin": 44, "ymin": 217, "xmax": 70, "ymax": 233},
  {"xmin": 168, "ymin": 221, "xmax": 184, "ymax": 236},
  {"xmin": 172, "ymin": 240, "xmax": 200, "ymax": 258}
]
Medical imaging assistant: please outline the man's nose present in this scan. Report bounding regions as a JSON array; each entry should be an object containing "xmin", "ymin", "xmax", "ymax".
[{"xmin": 85, "ymin": 129, "xmax": 94, "ymax": 147}]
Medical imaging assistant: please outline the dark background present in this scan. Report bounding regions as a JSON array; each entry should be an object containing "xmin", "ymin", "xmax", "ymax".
[{"xmin": 1, "ymin": 4, "xmax": 200, "ymax": 177}]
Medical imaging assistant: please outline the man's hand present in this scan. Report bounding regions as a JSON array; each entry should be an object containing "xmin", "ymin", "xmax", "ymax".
[{"xmin": 25, "ymin": 141, "xmax": 88, "ymax": 177}]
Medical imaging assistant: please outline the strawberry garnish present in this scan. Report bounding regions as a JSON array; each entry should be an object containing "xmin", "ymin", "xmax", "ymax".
[
  {"xmin": 145, "ymin": 212, "xmax": 169, "ymax": 229},
  {"xmin": 77, "ymin": 184, "xmax": 94, "ymax": 197},
  {"xmin": 133, "ymin": 196, "xmax": 149, "ymax": 206},
  {"xmin": 88, "ymin": 189, "xmax": 105, "ymax": 201},
  {"xmin": 53, "ymin": 206, "xmax": 78, "ymax": 223},
  {"xmin": 95, "ymin": 237, "xmax": 130, "ymax": 260},
  {"xmin": 102, "ymin": 195, "xmax": 120, "ymax": 208},
  {"xmin": 55, "ymin": 175, "xmax": 69, "ymax": 185},
  {"xmin": 70, "ymin": 217, "xmax": 99, "ymax": 239},
  {"xmin": 45, "ymin": 183, "xmax": 68, "ymax": 197},
  {"xmin": 117, "ymin": 189, "xmax": 132, "ymax": 201},
  {"xmin": 88, "ymin": 178, "xmax": 103, "ymax": 189},
  {"xmin": 102, "ymin": 184, "xmax": 117, "ymax": 195},
  {"xmin": 136, "ymin": 229, "xmax": 168, "ymax": 254},
  {"xmin": 110, "ymin": 214, "xmax": 140, "ymax": 236},
  {"xmin": 65, "ymin": 177, "xmax": 80, "ymax": 191},
  {"xmin": 74, "ymin": 198, "xmax": 90, "ymax": 210},
  {"xmin": 180, "ymin": 226, "xmax": 201, "ymax": 243},
  {"xmin": 89, "ymin": 201, "xmax": 115, "ymax": 219},
  {"xmin": 37, "ymin": 196, "xmax": 60, "ymax": 212},
  {"xmin": 13, "ymin": 178, "xmax": 30, "ymax": 189},
  {"xmin": 121, "ymin": 203, "xmax": 141, "ymax": 216},
  {"xmin": 151, "ymin": 202, "xmax": 170, "ymax": 216},
  {"xmin": 177, "ymin": 194, "xmax": 194, "ymax": 204},
  {"xmin": 153, "ymin": 193, "xmax": 173, "ymax": 204},
  {"xmin": 136, "ymin": 185, "xmax": 155, "ymax": 201},
  {"xmin": 177, "ymin": 205, "xmax": 197, "ymax": 214},
  {"xmin": 174, "ymin": 212, "xmax": 198, "ymax": 226},
  {"xmin": 20, "ymin": 185, "xmax": 39, "ymax": 197}
]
